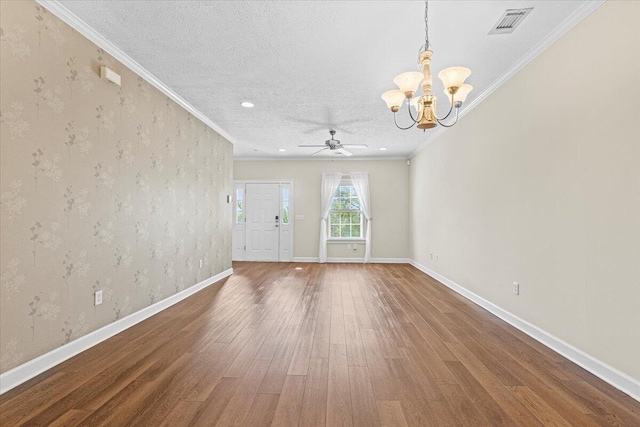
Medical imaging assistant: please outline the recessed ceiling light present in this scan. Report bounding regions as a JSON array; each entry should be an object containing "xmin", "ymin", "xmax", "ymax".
[
  {"xmin": 379, "ymin": 147, "xmax": 387, "ymax": 151},
  {"xmin": 241, "ymin": 101, "xmax": 254, "ymax": 108},
  {"xmin": 278, "ymin": 148, "xmax": 286, "ymax": 152}
]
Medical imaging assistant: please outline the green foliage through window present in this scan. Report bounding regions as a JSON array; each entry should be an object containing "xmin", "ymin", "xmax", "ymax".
[
  {"xmin": 282, "ymin": 189, "xmax": 289, "ymax": 224},
  {"xmin": 235, "ymin": 188, "xmax": 243, "ymax": 224},
  {"xmin": 329, "ymin": 185, "xmax": 362, "ymax": 238}
]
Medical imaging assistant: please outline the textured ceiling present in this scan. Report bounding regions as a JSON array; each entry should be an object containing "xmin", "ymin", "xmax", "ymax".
[{"xmin": 58, "ymin": 0, "xmax": 593, "ymax": 159}]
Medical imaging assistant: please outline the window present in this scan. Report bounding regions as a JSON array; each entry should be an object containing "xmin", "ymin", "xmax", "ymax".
[
  {"xmin": 282, "ymin": 189, "xmax": 289, "ymax": 224},
  {"xmin": 235, "ymin": 188, "xmax": 243, "ymax": 224},
  {"xmin": 329, "ymin": 184, "xmax": 362, "ymax": 239}
]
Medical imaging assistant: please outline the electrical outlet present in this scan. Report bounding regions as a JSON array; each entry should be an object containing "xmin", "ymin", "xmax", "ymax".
[
  {"xmin": 94, "ymin": 290, "xmax": 103, "ymax": 306},
  {"xmin": 352, "ymin": 243, "xmax": 357, "ymax": 251},
  {"xmin": 199, "ymin": 259, "xmax": 203, "ymax": 268},
  {"xmin": 513, "ymin": 282, "xmax": 519, "ymax": 295}
]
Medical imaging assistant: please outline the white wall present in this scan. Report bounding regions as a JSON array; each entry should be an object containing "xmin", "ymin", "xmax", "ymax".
[
  {"xmin": 234, "ymin": 160, "xmax": 409, "ymax": 260},
  {"xmin": 409, "ymin": 0, "xmax": 640, "ymax": 380}
]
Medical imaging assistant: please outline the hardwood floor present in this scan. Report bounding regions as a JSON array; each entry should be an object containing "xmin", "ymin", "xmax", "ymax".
[{"xmin": 1, "ymin": 262, "xmax": 639, "ymax": 426}]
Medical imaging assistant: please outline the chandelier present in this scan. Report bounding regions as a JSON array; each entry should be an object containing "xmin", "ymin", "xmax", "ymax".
[{"xmin": 381, "ymin": 0, "xmax": 473, "ymax": 130}]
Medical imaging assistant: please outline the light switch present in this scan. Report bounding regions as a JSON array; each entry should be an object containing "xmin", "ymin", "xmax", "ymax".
[{"xmin": 295, "ymin": 215, "xmax": 304, "ymax": 220}]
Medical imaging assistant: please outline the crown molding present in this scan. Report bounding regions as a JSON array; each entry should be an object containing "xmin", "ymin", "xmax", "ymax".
[
  {"xmin": 38, "ymin": 0, "xmax": 604, "ymax": 160},
  {"xmin": 409, "ymin": 0, "xmax": 605, "ymax": 159},
  {"xmin": 36, "ymin": 0, "xmax": 238, "ymax": 146}
]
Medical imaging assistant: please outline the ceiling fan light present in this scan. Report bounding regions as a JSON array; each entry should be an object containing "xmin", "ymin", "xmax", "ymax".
[
  {"xmin": 393, "ymin": 71, "xmax": 424, "ymax": 97},
  {"xmin": 381, "ymin": 89, "xmax": 406, "ymax": 112},
  {"xmin": 438, "ymin": 67, "xmax": 471, "ymax": 92},
  {"xmin": 446, "ymin": 83, "xmax": 473, "ymax": 104}
]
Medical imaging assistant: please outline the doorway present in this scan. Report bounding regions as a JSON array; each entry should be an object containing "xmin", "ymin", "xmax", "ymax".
[{"xmin": 232, "ymin": 181, "xmax": 293, "ymax": 262}]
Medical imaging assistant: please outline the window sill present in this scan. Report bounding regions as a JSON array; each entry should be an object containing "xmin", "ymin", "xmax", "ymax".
[{"xmin": 327, "ymin": 238, "xmax": 365, "ymax": 243}]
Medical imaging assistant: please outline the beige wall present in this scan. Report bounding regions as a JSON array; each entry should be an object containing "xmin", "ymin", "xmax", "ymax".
[
  {"xmin": 234, "ymin": 160, "xmax": 409, "ymax": 260},
  {"xmin": 0, "ymin": 1, "xmax": 233, "ymax": 373},
  {"xmin": 409, "ymin": 0, "xmax": 640, "ymax": 380}
]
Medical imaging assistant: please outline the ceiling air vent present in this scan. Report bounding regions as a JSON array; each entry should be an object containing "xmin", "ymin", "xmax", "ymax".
[{"xmin": 488, "ymin": 8, "xmax": 533, "ymax": 35}]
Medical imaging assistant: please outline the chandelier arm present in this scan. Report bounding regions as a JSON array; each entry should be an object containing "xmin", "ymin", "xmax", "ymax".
[
  {"xmin": 436, "ymin": 108, "xmax": 460, "ymax": 128},
  {"xmin": 435, "ymin": 102, "xmax": 454, "ymax": 121},
  {"xmin": 434, "ymin": 93, "xmax": 454, "ymax": 121},
  {"xmin": 394, "ymin": 111, "xmax": 417, "ymax": 130}
]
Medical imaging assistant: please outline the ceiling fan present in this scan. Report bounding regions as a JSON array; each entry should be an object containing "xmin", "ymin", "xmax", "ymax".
[
  {"xmin": 285, "ymin": 107, "xmax": 371, "ymax": 135},
  {"xmin": 298, "ymin": 130, "xmax": 368, "ymax": 157}
]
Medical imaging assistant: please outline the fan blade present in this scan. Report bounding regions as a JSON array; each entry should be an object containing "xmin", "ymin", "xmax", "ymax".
[
  {"xmin": 298, "ymin": 145, "xmax": 326, "ymax": 148},
  {"xmin": 312, "ymin": 148, "xmax": 329, "ymax": 156},
  {"xmin": 341, "ymin": 144, "xmax": 368, "ymax": 149},
  {"xmin": 285, "ymin": 114, "xmax": 371, "ymax": 135},
  {"xmin": 284, "ymin": 117, "xmax": 329, "ymax": 127},
  {"xmin": 336, "ymin": 148, "xmax": 353, "ymax": 157}
]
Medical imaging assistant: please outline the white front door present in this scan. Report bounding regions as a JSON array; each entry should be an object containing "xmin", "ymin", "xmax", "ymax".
[{"xmin": 245, "ymin": 183, "xmax": 280, "ymax": 261}]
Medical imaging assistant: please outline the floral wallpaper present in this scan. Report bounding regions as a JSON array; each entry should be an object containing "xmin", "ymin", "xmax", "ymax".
[{"xmin": 0, "ymin": 1, "xmax": 233, "ymax": 373}]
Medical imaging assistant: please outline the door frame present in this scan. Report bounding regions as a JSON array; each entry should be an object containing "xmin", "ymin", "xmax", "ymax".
[{"xmin": 232, "ymin": 180, "xmax": 295, "ymax": 262}]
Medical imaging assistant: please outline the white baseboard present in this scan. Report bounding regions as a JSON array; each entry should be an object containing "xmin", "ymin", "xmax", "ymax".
[
  {"xmin": 371, "ymin": 258, "xmax": 410, "ymax": 264},
  {"xmin": 0, "ymin": 268, "xmax": 233, "ymax": 395},
  {"xmin": 326, "ymin": 257, "xmax": 364, "ymax": 263},
  {"xmin": 292, "ymin": 257, "xmax": 320, "ymax": 263},
  {"xmin": 408, "ymin": 260, "xmax": 640, "ymax": 402},
  {"xmin": 292, "ymin": 257, "xmax": 409, "ymax": 264}
]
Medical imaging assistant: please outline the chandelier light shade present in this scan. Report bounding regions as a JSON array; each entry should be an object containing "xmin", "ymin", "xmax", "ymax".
[
  {"xmin": 381, "ymin": 90, "xmax": 406, "ymax": 112},
  {"xmin": 381, "ymin": 0, "xmax": 473, "ymax": 131},
  {"xmin": 393, "ymin": 71, "xmax": 424, "ymax": 97},
  {"xmin": 410, "ymin": 96, "xmax": 420, "ymax": 111},
  {"xmin": 438, "ymin": 67, "xmax": 472, "ymax": 93},
  {"xmin": 445, "ymin": 83, "xmax": 473, "ymax": 104}
]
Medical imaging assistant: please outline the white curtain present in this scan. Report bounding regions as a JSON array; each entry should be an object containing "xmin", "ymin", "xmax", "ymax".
[
  {"xmin": 319, "ymin": 173, "xmax": 342, "ymax": 263},
  {"xmin": 351, "ymin": 173, "xmax": 372, "ymax": 263}
]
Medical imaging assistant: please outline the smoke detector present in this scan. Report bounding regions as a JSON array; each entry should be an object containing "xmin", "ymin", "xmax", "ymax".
[{"xmin": 488, "ymin": 8, "xmax": 533, "ymax": 35}]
